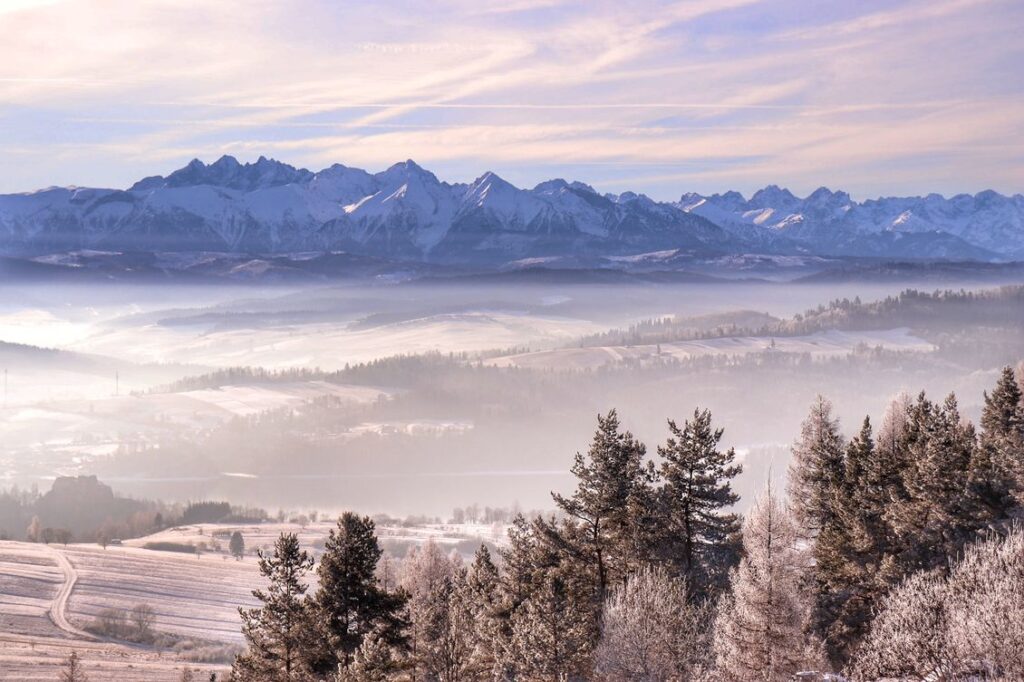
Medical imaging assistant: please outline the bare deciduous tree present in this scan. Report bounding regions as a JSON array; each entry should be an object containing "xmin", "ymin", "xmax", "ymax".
[{"xmin": 594, "ymin": 565, "xmax": 709, "ymax": 681}]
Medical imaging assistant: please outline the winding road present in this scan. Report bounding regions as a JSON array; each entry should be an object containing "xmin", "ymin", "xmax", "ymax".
[{"xmin": 45, "ymin": 546, "xmax": 96, "ymax": 641}]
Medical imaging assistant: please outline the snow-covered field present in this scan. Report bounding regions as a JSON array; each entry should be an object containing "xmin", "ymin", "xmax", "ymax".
[
  {"xmin": 0, "ymin": 520, "xmax": 505, "ymax": 678},
  {"xmin": 67, "ymin": 310, "xmax": 602, "ymax": 369},
  {"xmin": 486, "ymin": 327, "xmax": 936, "ymax": 370},
  {"xmin": 0, "ymin": 541, "xmax": 243, "ymax": 680}
]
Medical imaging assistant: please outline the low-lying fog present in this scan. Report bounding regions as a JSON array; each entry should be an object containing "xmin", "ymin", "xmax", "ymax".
[{"xmin": 1, "ymin": 275, "xmax": 1021, "ymax": 517}]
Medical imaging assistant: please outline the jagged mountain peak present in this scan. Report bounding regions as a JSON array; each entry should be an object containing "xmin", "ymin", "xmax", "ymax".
[
  {"xmin": 131, "ymin": 154, "xmax": 314, "ymax": 192},
  {"xmin": 750, "ymin": 184, "xmax": 798, "ymax": 207}
]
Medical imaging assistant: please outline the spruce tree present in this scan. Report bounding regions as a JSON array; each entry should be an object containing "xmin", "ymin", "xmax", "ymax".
[
  {"xmin": 656, "ymin": 408, "xmax": 742, "ymax": 596},
  {"xmin": 814, "ymin": 417, "xmax": 894, "ymax": 665},
  {"xmin": 497, "ymin": 516, "xmax": 600, "ymax": 680},
  {"xmin": 464, "ymin": 545, "xmax": 502, "ymax": 675},
  {"xmin": 510, "ymin": 568, "xmax": 595, "ymax": 681},
  {"xmin": 311, "ymin": 513, "xmax": 407, "ymax": 675},
  {"xmin": 787, "ymin": 396, "xmax": 846, "ymax": 540},
  {"xmin": 233, "ymin": 532, "xmax": 314, "ymax": 681},
  {"xmin": 888, "ymin": 393, "xmax": 977, "ymax": 573},
  {"xmin": 974, "ymin": 366, "xmax": 1024, "ymax": 514}
]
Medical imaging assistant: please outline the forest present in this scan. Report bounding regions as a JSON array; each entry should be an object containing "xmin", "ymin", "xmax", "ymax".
[{"xmin": 224, "ymin": 365, "xmax": 1024, "ymax": 681}]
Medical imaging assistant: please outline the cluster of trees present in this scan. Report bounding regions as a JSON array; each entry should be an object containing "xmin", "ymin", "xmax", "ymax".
[
  {"xmin": 230, "ymin": 364, "xmax": 1024, "ymax": 680},
  {"xmin": 89, "ymin": 603, "xmax": 156, "ymax": 643}
]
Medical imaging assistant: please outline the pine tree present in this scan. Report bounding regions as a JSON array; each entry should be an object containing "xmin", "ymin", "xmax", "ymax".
[
  {"xmin": 233, "ymin": 532, "xmax": 314, "ymax": 681},
  {"xmin": 656, "ymin": 408, "xmax": 742, "ymax": 596},
  {"xmin": 787, "ymin": 396, "xmax": 846, "ymax": 540},
  {"xmin": 714, "ymin": 483, "xmax": 815, "ymax": 681},
  {"xmin": 60, "ymin": 650, "xmax": 88, "ymax": 682},
  {"xmin": 311, "ymin": 513, "xmax": 408, "ymax": 675},
  {"xmin": 550, "ymin": 410, "xmax": 657, "ymax": 601}
]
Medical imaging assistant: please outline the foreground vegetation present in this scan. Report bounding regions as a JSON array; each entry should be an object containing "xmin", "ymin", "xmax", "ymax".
[{"xmin": 217, "ymin": 365, "xmax": 1024, "ymax": 681}]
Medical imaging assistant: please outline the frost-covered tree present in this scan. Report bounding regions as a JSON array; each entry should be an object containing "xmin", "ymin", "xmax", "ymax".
[
  {"xmin": 463, "ymin": 545, "xmax": 502, "ymax": 675},
  {"xmin": 851, "ymin": 526, "xmax": 1024, "ymax": 681},
  {"xmin": 233, "ymin": 532, "xmax": 314, "ymax": 681},
  {"xmin": 335, "ymin": 629, "xmax": 399, "ymax": 682},
  {"xmin": 887, "ymin": 393, "xmax": 978, "ymax": 572},
  {"xmin": 787, "ymin": 396, "xmax": 845, "ymax": 540},
  {"xmin": 594, "ymin": 565, "xmax": 709, "ymax": 681},
  {"xmin": 656, "ymin": 408, "xmax": 741, "ymax": 596},
  {"xmin": 510, "ymin": 568, "xmax": 595, "ymax": 681},
  {"xmin": 714, "ymin": 484, "xmax": 814, "ymax": 681},
  {"xmin": 400, "ymin": 538, "xmax": 481, "ymax": 681},
  {"xmin": 848, "ymin": 569, "xmax": 950, "ymax": 681},
  {"xmin": 974, "ymin": 366, "xmax": 1024, "ymax": 513},
  {"xmin": 311, "ymin": 513, "xmax": 407, "ymax": 675}
]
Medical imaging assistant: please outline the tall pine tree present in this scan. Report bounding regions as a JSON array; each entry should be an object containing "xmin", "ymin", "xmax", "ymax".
[
  {"xmin": 656, "ymin": 408, "xmax": 742, "ymax": 596},
  {"xmin": 233, "ymin": 532, "xmax": 314, "ymax": 681},
  {"xmin": 310, "ymin": 513, "xmax": 407, "ymax": 675},
  {"xmin": 550, "ymin": 410, "xmax": 656, "ymax": 600}
]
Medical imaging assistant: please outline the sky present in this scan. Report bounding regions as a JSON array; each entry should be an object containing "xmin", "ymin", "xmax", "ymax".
[{"xmin": 0, "ymin": 0, "xmax": 1021, "ymax": 201}]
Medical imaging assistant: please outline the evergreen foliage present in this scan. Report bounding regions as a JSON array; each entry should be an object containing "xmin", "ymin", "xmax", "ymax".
[
  {"xmin": 655, "ymin": 408, "xmax": 742, "ymax": 595},
  {"xmin": 233, "ymin": 532, "xmax": 314, "ymax": 681},
  {"xmin": 310, "ymin": 513, "xmax": 408, "ymax": 675}
]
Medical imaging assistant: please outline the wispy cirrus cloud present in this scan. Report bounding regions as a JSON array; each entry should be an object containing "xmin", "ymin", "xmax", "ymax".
[{"xmin": 0, "ymin": 0, "xmax": 1020, "ymax": 199}]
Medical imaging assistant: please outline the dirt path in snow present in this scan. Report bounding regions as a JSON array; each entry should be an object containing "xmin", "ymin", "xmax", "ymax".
[{"xmin": 44, "ymin": 546, "xmax": 96, "ymax": 641}]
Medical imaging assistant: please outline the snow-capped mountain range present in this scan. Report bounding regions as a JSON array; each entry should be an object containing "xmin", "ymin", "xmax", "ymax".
[{"xmin": 1, "ymin": 155, "xmax": 1021, "ymax": 264}]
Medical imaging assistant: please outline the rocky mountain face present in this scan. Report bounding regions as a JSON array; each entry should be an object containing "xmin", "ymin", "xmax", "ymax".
[{"xmin": 1, "ymin": 156, "xmax": 1020, "ymax": 264}]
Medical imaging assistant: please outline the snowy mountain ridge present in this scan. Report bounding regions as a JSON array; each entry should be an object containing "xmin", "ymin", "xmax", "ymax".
[
  {"xmin": 0, "ymin": 155, "xmax": 1020, "ymax": 263},
  {"xmin": 677, "ymin": 185, "xmax": 1024, "ymax": 260}
]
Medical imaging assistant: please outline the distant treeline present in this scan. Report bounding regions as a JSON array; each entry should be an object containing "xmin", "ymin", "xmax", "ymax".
[
  {"xmin": 150, "ymin": 286, "xmax": 1024, "ymax": 400},
  {"xmin": 109, "ymin": 347, "xmax": 1004, "ymax": 484},
  {"xmin": 576, "ymin": 285, "xmax": 1024, "ymax": 348}
]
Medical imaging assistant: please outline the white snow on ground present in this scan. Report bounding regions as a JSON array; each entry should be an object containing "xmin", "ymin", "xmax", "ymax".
[
  {"xmin": 177, "ymin": 381, "xmax": 387, "ymax": 417},
  {"xmin": 485, "ymin": 327, "xmax": 937, "ymax": 370},
  {"xmin": 0, "ymin": 541, "xmax": 236, "ymax": 680},
  {"xmin": 67, "ymin": 311, "xmax": 603, "ymax": 369}
]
